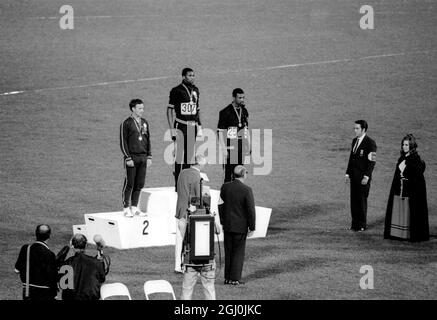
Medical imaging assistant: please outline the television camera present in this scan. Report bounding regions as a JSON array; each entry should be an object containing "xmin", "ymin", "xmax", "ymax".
[{"xmin": 182, "ymin": 178, "xmax": 219, "ymax": 269}]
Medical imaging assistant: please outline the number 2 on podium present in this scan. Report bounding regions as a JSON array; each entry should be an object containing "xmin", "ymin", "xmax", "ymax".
[{"xmin": 142, "ymin": 220, "xmax": 149, "ymax": 235}]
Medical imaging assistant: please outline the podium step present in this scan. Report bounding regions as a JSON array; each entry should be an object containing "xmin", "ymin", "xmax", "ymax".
[
  {"xmin": 84, "ymin": 212, "xmax": 174, "ymax": 249},
  {"xmin": 73, "ymin": 186, "xmax": 271, "ymax": 249}
]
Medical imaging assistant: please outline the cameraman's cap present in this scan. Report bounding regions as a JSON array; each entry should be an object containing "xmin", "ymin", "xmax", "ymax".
[{"xmin": 234, "ymin": 165, "xmax": 247, "ymax": 178}]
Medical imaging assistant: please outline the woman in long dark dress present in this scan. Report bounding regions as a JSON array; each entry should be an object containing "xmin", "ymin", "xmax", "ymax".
[{"xmin": 384, "ymin": 134, "xmax": 429, "ymax": 242}]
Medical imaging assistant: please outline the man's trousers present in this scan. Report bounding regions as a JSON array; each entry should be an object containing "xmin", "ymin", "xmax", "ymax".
[
  {"xmin": 175, "ymin": 219, "xmax": 184, "ymax": 272},
  {"xmin": 350, "ymin": 179, "xmax": 370, "ymax": 230},
  {"xmin": 174, "ymin": 123, "xmax": 197, "ymax": 190},
  {"xmin": 122, "ymin": 154, "xmax": 147, "ymax": 208},
  {"xmin": 224, "ymin": 231, "xmax": 247, "ymax": 281},
  {"xmin": 181, "ymin": 261, "xmax": 216, "ymax": 300}
]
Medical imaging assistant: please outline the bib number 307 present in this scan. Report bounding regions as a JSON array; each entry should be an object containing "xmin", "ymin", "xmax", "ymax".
[{"xmin": 181, "ymin": 102, "xmax": 197, "ymax": 115}]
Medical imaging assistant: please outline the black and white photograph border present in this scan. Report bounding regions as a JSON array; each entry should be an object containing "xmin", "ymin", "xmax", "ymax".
[{"xmin": 0, "ymin": 0, "xmax": 436, "ymax": 302}]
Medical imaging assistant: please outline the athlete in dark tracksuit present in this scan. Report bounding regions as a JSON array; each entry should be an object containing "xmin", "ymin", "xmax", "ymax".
[
  {"xmin": 217, "ymin": 88, "xmax": 250, "ymax": 183},
  {"xmin": 120, "ymin": 99, "xmax": 152, "ymax": 216}
]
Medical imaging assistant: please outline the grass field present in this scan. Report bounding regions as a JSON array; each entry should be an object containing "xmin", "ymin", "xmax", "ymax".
[{"xmin": 0, "ymin": 0, "xmax": 436, "ymax": 300}]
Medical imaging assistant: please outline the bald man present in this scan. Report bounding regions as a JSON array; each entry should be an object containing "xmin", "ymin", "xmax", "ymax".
[
  {"xmin": 15, "ymin": 224, "xmax": 58, "ymax": 300},
  {"xmin": 61, "ymin": 234, "xmax": 106, "ymax": 300},
  {"xmin": 218, "ymin": 165, "xmax": 256, "ymax": 285}
]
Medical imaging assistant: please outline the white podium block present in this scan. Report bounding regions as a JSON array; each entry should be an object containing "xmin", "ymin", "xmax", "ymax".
[
  {"xmin": 207, "ymin": 189, "xmax": 272, "ymax": 241},
  {"xmin": 84, "ymin": 212, "xmax": 174, "ymax": 249},
  {"xmin": 139, "ymin": 187, "xmax": 272, "ymax": 242},
  {"xmin": 212, "ymin": 206, "xmax": 271, "ymax": 242},
  {"xmin": 249, "ymin": 207, "xmax": 272, "ymax": 239},
  {"xmin": 139, "ymin": 187, "xmax": 177, "ymax": 234},
  {"xmin": 208, "ymin": 189, "xmax": 220, "ymax": 216},
  {"xmin": 75, "ymin": 186, "xmax": 271, "ymax": 250}
]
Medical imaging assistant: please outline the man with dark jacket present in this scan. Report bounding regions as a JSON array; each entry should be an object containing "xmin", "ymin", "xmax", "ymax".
[
  {"xmin": 14, "ymin": 224, "xmax": 58, "ymax": 300},
  {"xmin": 218, "ymin": 165, "xmax": 256, "ymax": 285},
  {"xmin": 120, "ymin": 98, "xmax": 152, "ymax": 217},
  {"xmin": 217, "ymin": 88, "xmax": 250, "ymax": 183},
  {"xmin": 345, "ymin": 120, "xmax": 377, "ymax": 232},
  {"xmin": 166, "ymin": 68, "xmax": 203, "ymax": 190},
  {"xmin": 61, "ymin": 234, "xmax": 106, "ymax": 300}
]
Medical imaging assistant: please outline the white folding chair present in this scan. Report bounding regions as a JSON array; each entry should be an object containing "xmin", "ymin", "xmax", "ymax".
[
  {"xmin": 143, "ymin": 280, "xmax": 176, "ymax": 300},
  {"xmin": 100, "ymin": 282, "xmax": 132, "ymax": 300}
]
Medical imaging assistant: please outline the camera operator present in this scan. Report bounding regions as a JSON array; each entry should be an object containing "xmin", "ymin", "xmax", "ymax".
[
  {"xmin": 180, "ymin": 215, "xmax": 221, "ymax": 300},
  {"xmin": 176, "ymin": 154, "xmax": 221, "ymax": 300},
  {"xmin": 61, "ymin": 234, "xmax": 108, "ymax": 300},
  {"xmin": 175, "ymin": 154, "xmax": 207, "ymax": 273}
]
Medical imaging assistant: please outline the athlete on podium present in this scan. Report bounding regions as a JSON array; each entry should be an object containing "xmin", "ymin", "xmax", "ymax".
[{"xmin": 120, "ymin": 99, "xmax": 152, "ymax": 217}]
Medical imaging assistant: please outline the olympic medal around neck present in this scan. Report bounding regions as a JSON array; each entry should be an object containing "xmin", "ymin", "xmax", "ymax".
[{"xmin": 132, "ymin": 116, "xmax": 143, "ymax": 141}]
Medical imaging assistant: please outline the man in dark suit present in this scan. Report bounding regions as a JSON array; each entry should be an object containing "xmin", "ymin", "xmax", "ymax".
[
  {"xmin": 14, "ymin": 224, "xmax": 58, "ymax": 300},
  {"xmin": 218, "ymin": 165, "xmax": 256, "ymax": 285},
  {"xmin": 345, "ymin": 120, "xmax": 377, "ymax": 232}
]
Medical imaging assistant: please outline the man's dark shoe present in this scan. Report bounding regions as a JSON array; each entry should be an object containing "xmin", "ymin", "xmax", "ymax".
[
  {"xmin": 224, "ymin": 279, "xmax": 230, "ymax": 285},
  {"xmin": 230, "ymin": 280, "xmax": 245, "ymax": 285}
]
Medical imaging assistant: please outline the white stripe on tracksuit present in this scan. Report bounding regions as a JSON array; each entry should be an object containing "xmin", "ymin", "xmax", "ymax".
[{"xmin": 120, "ymin": 121, "xmax": 131, "ymax": 207}]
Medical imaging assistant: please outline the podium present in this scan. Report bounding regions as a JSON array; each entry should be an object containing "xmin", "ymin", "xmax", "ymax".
[
  {"xmin": 138, "ymin": 187, "xmax": 178, "ymax": 234},
  {"xmin": 73, "ymin": 186, "xmax": 271, "ymax": 249}
]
